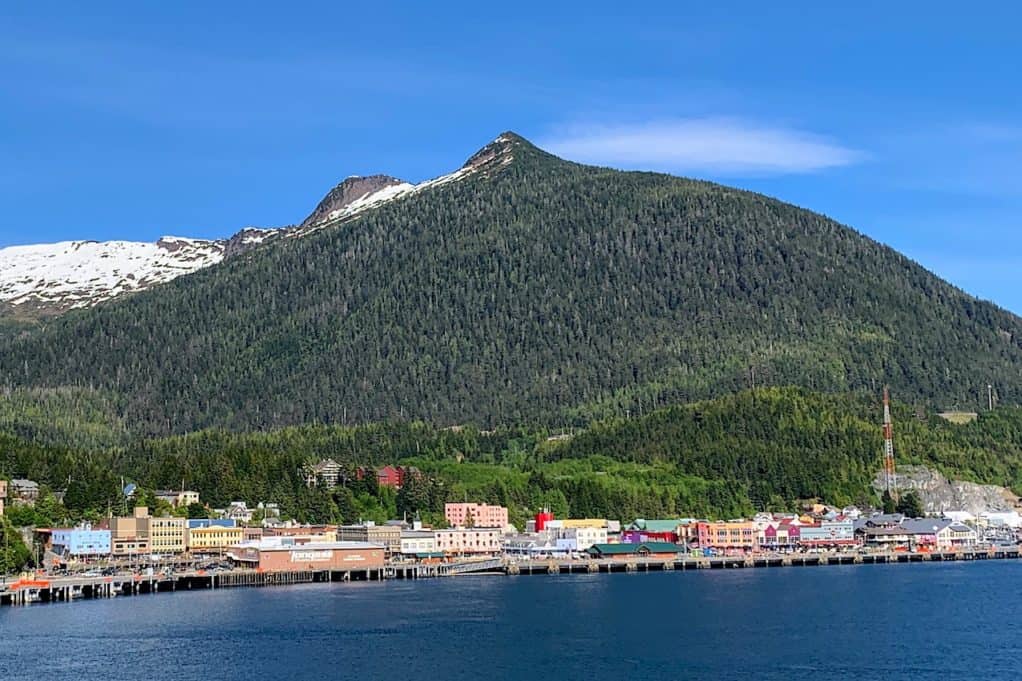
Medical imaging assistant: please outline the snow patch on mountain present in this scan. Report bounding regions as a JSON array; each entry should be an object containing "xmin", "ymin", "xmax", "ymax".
[{"xmin": 0, "ymin": 238, "xmax": 227, "ymax": 310}]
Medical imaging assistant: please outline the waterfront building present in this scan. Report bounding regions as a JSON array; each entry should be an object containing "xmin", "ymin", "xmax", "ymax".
[
  {"xmin": 504, "ymin": 534, "xmax": 567, "ymax": 558},
  {"xmin": 110, "ymin": 507, "xmax": 186, "ymax": 556},
  {"xmin": 798, "ymin": 519, "xmax": 857, "ymax": 548},
  {"xmin": 337, "ymin": 522, "xmax": 402, "ymax": 554},
  {"xmin": 399, "ymin": 530, "xmax": 437, "ymax": 556},
  {"xmin": 760, "ymin": 519, "xmax": 801, "ymax": 551},
  {"xmin": 978, "ymin": 511, "xmax": 1022, "ymax": 529},
  {"xmin": 859, "ymin": 525, "xmax": 914, "ymax": 548},
  {"xmin": 553, "ymin": 526, "xmax": 608, "ymax": 552},
  {"xmin": 187, "ymin": 525, "xmax": 244, "ymax": 553},
  {"xmin": 622, "ymin": 518, "xmax": 692, "ymax": 544},
  {"xmin": 228, "ymin": 538, "xmax": 385, "ymax": 572},
  {"xmin": 444, "ymin": 503, "xmax": 509, "ymax": 529},
  {"xmin": 587, "ymin": 542, "xmax": 685, "ymax": 560},
  {"xmin": 434, "ymin": 527, "xmax": 503, "ymax": 555},
  {"xmin": 149, "ymin": 515, "xmax": 187, "ymax": 554},
  {"xmin": 51, "ymin": 524, "xmax": 112, "ymax": 558},
  {"xmin": 938, "ymin": 522, "xmax": 978, "ymax": 548},
  {"xmin": 154, "ymin": 490, "xmax": 200, "ymax": 508},
  {"xmin": 696, "ymin": 520, "xmax": 758, "ymax": 552},
  {"xmin": 110, "ymin": 506, "xmax": 152, "ymax": 556}
]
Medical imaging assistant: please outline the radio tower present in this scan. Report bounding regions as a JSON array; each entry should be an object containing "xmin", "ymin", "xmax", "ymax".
[{"xmin": 882, "ymin": 387, "xmax": 897, "ymax": 499}]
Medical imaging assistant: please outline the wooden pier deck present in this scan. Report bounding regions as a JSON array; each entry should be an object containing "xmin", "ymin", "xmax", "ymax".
[{"xmin": 1, "ymin": 546, "xmax": 1018, "ymax": 606}]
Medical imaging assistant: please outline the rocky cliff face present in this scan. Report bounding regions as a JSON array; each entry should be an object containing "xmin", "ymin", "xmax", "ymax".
[
  {"xmin": 874, "ymin": 464, "xmax": 1019, "ymax": 514},
  {"xmin": 299, "ymin": 175, "xmax": 409, "ymax": 228}
]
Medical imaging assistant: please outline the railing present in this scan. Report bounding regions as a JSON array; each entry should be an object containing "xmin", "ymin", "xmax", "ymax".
[{"xmin": 443, "ymin": 559, "xmax": 505, "ymax": 575}]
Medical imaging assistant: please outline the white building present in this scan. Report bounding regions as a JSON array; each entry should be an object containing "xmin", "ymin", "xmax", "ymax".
[
  {"xmin": 399, "ymin": 530, "xmax": 437, "ymax": 556},
  {"xmin": 937, "ymin": 522, "xmax": 978, "ymax": 548},
  {"xmin": 504, "ymin": 534, "xmax": 566, "ymax": 558},
  {"xmin": 222, "ymin": 501, "xmax": 254, "ymax": 524},
  {"xmin": 941, "ymin": 511, "xmax": 977, "ymax": 525},
  {"xmin": 979, "ymin": 511, "xmax": 1022, "ymax": 529},
  {"xmin": 553, "ymin": 526, "xmax": 608, "ymax": 552}
]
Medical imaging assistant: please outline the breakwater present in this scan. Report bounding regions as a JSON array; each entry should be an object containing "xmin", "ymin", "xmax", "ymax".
[{"xmin": 2, "ymin": 546, "xmax": 1018, "ymax": 607}]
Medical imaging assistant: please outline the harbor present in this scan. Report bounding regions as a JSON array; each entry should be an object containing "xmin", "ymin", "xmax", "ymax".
[{"xmin": 3, "ymin": 545, "xmax": 1019, "ymax": 607}]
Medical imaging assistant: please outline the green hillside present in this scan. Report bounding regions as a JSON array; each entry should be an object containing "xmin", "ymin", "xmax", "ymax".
[
  {"xmin": 4, "ymin": 388, "xmax": 1022, "ymax": 526},
  {"xmin": 2, "ymin": 133, "xmax": 1021, "ymax": 435}
]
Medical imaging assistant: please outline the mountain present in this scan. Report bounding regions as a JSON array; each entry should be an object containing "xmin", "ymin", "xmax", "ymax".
[
  {"xmin": 2, "ymin": 131, "xmax": 1022, "ymax": 435},
  {"xmin": 0, "ymin": 229, "xmax": 277, "ymax": 315},
  {"xmin": 0, "ymin": 144, "xmax": 513, "ymax": 316}
]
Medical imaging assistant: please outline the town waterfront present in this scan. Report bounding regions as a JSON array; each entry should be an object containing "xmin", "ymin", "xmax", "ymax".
[{"xmin": 2, "ymin": 561, "xmax": 1021, "ymax": 680}]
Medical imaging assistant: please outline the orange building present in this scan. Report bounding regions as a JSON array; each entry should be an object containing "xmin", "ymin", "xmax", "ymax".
[{"xmin": 696, "ymin": 520, "xmax": 758, "ymax": 552}]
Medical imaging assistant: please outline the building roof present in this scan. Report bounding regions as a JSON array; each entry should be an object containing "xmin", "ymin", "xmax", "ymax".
[
  {"xmin": 627, "ymin": 519, "xmax": 684, "ymax": 532},
  {"xmin": 900, "ymin": 518, "xmax": 953, "ymax": 535},
  {"xmin": 11, "ymin": 478, "xmax": 39, "ymax": 489},
  {"xmin": 587, "ymin": 542, "xmax": 685, "ymax": 555},
  {"xmin": 401, "ymin": 531, "xmax": 434, "ymax": 539}
]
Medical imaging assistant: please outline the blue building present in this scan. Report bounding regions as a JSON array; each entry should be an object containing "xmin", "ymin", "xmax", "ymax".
[
  {"xmin": 799, "ymin": 519, "xmax": 856, "ymax": 547},
  {"xmin": 51, "ymin": 524, "xmax": 112, "ymax": 557},
  {"xmin": 187, "ymin": 518, "xmax": 237, "ymax": 529}
]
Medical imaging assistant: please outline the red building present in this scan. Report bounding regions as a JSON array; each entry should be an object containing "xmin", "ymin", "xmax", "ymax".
[{"xmin": 355, "ymin": 465, "xmax": 421, "ymax": 489}]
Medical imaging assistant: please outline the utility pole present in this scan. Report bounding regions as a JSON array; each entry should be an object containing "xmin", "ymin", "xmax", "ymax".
[{"xmin": 988, "ymin": 384, "xmax": 994, "ymax": 411}]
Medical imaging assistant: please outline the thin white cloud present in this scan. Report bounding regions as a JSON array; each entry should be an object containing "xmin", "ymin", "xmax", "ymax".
[{"xmin": 540, "ymin": 118, "xmax": 863, "ymax": 176}]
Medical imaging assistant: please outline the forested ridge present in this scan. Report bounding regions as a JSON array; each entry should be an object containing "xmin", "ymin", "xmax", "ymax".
[
  {"xmin": 1, "ymin": 134, "xmax": 1021, "ymax": 434},
  {"xmin": 4, "ymin": 387, "xmax": 1022, "ymax": 527}
]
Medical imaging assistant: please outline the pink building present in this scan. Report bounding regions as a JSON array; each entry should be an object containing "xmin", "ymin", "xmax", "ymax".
[{"xmin": 444, "ymin": 503, "xmax": 509, "ymax": 529}]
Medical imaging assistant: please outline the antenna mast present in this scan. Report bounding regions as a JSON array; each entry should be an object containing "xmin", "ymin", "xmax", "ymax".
[{"xmin": 882, "ymin": 387, "xmax": 897, "ymax": 499}]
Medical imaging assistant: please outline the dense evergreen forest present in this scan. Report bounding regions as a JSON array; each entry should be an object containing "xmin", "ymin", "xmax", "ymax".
[
  {"xmin": 4, "ymin": 387, "xmax": 1022, "ymax": 530},
  {"xmin": 2, "ymin": 134, "xmax": 1021, "ymax": 435}
]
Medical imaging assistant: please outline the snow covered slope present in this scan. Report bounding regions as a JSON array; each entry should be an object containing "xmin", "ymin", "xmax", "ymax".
[
  {"xmin": 2, "ymin": 236, "xmax": 225, "ymax": 311},
  {"xmin": 1, "ymin": 134, "xmax": 519, "ymax": 314}
]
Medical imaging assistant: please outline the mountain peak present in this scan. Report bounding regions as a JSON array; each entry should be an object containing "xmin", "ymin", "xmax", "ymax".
[
  {"xmin": 301, "ymin": 174, "xmax": 411, "ymax": 228},
  {"xmin": 462, "ymin": 131, "xmax": 533, "ymax": 171}
]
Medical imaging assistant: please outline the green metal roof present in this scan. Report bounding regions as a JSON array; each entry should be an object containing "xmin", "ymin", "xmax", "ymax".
[{"xmin": 587, "ymin": 542, "xmax": 684, "ymax": 555}]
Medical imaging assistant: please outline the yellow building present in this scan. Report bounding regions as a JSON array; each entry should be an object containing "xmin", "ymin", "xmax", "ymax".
[
  {"xmin": 187, "ymin": 526, "xmax": 244, "ymax": 553},
  {"xmin": 148, "ymin": 516, "xmax": 187, "ymax": 555},
  {"xmin": 110, "ymin": 507, "xmax": 186, "ymax": 556},
  {"xmin": 560, "ymin": 518, "xmax": 608, "ymax": 529}
]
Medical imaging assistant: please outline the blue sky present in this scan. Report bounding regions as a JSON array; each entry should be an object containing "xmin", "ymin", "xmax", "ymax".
[{"xmin": 2, "ymin": 2, "xmax": 1020, "ymax": 311}]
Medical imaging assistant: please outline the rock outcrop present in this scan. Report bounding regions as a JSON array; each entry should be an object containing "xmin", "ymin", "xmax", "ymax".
[{"xmin": 873, "ymin": 464, "xmax": 1019, "ymax": 515}]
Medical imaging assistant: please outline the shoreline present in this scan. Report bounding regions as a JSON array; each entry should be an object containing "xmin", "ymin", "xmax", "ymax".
[{"xmin": 3, "ymin": 546, "xmax": 1019, "ymax": 607}]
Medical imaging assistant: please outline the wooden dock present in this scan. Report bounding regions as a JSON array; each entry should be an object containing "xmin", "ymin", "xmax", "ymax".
[
  {"xmin": 1, "ymin": 546, "xmax": 1018, "ymax": 606},
  {"xmin": 507, "ymin": 546, "xmax": 1022, "ymax": 576}
]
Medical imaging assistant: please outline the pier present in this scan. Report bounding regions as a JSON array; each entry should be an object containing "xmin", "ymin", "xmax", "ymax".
[{"xmin": 1, "ymin": 546, "xmax": 1018, "ymax": 607}]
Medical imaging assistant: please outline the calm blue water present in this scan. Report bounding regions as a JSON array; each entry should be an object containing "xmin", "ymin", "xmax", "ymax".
[{"xmin": 2, "ymin": 562, "xmax": 1020, "ymax": 680}]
